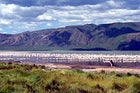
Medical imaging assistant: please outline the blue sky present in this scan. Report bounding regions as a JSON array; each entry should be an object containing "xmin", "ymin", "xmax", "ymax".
[{"xmin": 0, "ymin": 0, "xmax": 140, "ymax": 34}]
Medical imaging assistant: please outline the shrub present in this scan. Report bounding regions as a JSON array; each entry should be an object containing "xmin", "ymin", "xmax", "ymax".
[{"xmin": 111, "ymin": 82, "xmax": 127, "ymax": 92}]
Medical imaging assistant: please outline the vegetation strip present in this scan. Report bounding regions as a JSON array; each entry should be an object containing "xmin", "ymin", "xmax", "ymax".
[{"xmin": 0, "ymin": 62, "xmax": 140, "ymax": 93}]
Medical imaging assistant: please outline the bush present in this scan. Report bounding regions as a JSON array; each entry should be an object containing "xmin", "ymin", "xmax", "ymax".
[
  {"xmin": 0, "ymin": 62, "xmax": 140, "ymax": 93},
  {"xmin": 112, "ymin": 82, "xmax": 127, "ymax": 92}
]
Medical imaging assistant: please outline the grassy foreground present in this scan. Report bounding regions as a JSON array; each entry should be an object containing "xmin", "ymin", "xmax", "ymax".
[{"xmin": 0, "ymin": 62, "xmax": 140, "ymax": 93}]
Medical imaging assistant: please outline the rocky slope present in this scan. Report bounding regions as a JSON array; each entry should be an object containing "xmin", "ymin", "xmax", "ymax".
[{"xmin": 0, "ymin": 22, "xmax": 140, "ymax": 50}]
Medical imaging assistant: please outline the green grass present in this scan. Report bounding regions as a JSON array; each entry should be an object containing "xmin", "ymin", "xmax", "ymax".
[{"xmin": 0, "ymin": 62, "xmax": 140, "ymax": 93}]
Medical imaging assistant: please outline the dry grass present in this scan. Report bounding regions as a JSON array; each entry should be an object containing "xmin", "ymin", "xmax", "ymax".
[{"xmin": 0, "ymin": 62, "xmax": 140, "ymax": 93}]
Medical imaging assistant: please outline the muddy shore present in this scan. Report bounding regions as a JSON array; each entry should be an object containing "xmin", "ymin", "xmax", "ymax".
[
  {"xmin": 17, "ymin": 62, "xmax": 140, "ymax": 75},
  {"xmin": 2, "ymin": 60, "xmax": 140, "ymax": 75}
]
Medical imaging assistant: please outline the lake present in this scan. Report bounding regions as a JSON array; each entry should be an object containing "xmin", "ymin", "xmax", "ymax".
[{"xmin": 0, "ymin": 51, "xmax": 140, "ymax": 63}]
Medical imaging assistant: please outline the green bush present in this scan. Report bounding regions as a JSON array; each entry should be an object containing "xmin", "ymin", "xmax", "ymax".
[{"xmin": 0, "ymin": 62, "xmax": 139, "ymax": 93}]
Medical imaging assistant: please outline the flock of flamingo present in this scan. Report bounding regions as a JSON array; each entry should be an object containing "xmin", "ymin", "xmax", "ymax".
[{"xmin": 0, "ymin": 51, "xmax": 139, "ymax": 63}]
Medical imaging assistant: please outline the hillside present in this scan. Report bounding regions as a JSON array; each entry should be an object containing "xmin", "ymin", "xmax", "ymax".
[{"xmin": 0, "ymin": 22, "xmax": 140, "ymax": 50}]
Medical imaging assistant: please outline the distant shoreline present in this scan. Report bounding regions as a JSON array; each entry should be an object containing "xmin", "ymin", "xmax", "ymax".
[{"xmin": 1, "ymin": 61, "xmax": 140, "ymax": 75}]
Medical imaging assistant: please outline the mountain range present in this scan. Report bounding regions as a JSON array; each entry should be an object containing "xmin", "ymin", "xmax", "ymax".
[{"xmin": 0, "ymin": 22, "xmax": 140, "ymax": 51}]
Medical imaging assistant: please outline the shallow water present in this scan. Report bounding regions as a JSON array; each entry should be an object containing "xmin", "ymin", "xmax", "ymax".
[{"xmin": 0, "ymin": 51, "xmax": 140, "ymax": 63}]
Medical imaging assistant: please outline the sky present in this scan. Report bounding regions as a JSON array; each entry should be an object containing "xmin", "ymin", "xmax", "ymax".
[{"xmin": 0, "ymin": 0, "xmax": 140, "ymax": 34}]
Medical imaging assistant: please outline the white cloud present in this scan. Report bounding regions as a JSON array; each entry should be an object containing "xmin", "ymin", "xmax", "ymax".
[
  {"xmin": 37, "ymin": 4, "xmax": 140, "ymax": 24},
  {"xmin": 106, "ymin": 0, "xmax": 124, "ymax": 8},
  {"xmin": 37, "ymin": 13, "xmax": 54, "ymax": 21},
  {"xmin": 0, "ymin": 0, "xmax": 140, "ymax": 33},
  {"xmin": 0, "ymin": 28, "xmax": 2, "ymax": 31},
  {"xmin": 0, "ymin": 19, "xmax": 11, "ymax": 25},
  {"xmin": 47, "ymin": 23, "xmax": 52, "ymax": 26},
  {"xmin": 0, "ymin": 4, "xmax": 17, "ymax": 15}
]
